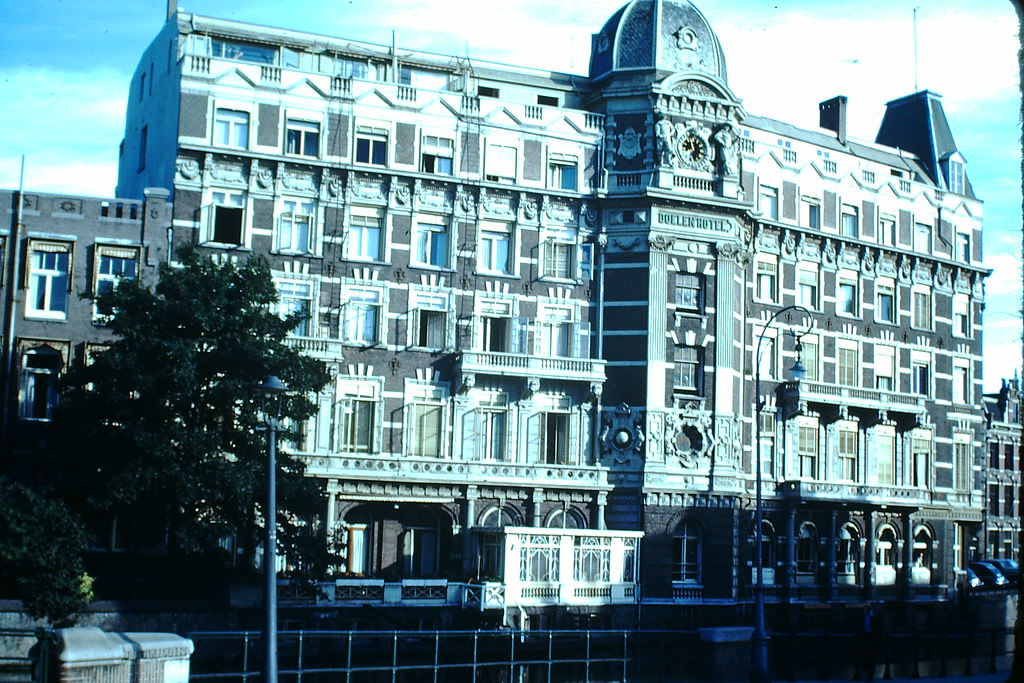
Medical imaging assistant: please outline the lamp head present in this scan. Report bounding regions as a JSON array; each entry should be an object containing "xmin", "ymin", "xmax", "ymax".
[{"xmin": 260, "ymin": 375, "xmax": 288, "ymax": 396}]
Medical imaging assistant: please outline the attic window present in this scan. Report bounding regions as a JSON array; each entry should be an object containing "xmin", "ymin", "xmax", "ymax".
[
  {"xmin": 948, "ymin": 159, "xmax": 965, "ymax": 195},
  {"xmin": 537, "ymin": 95, "xmax": 559, "ymax": 107},
  {"xmin": 478, "ymin": 86, "xmax": 500, "ymax": 98}
]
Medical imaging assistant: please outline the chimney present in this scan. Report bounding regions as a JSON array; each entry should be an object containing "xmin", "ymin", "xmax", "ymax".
[{"xmin": 819, "ymin": 96, "xmax": 848, "ymax": 145}]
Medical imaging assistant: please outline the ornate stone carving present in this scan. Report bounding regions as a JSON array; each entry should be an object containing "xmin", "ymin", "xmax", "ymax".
[
  {"xmin": 457, "ymin": 188, "xmax": 476, "ymax": 214},
  {"xmin": 582, "ymin": 203, "xmax": 598, "ymax": 227},
  {"xmin": 716, "ymin": 241, "xmax": 748, "ymax": 265},
  {"xmin": 664, "ymin": 402, "xmax": 714, "ymax": 469},
  {"xmin": 600, "ymin": 403, "xmax": 645, "ymax": 461},
  {"xmin": 648, "ymin": 234, "xmax": 674, "ymax": 252},
  {"xmin": 177, "ymin": 158, "xmax": 201, "ymax": 180},
  {"xmin": 393, "ymin": 182, "xmax": 412, "ymax": 206},
  {"xmin": 327, "ymin": 177, "xmax": 343, "ymax": 198},
  {"xmin": 282, "ymin": 168, "xmax": 315, "ymax": 192},
  {"xmin": 616, "ymin": 127, "xmax": 643, "ymax": 160},
  {"xmin": 255, "ymin": 167, "xmax": 274, "ymax": 189}
]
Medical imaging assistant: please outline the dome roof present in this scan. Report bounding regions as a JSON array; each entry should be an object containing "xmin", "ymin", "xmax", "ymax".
[{"xmin": 589, "ymin": 0, "xmax": 727, "ymax": 83}]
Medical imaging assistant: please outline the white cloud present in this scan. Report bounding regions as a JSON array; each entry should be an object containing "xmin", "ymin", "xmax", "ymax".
[{"xmin": 0, "ymin": 68, "xmax": 126, "ymax": 194}]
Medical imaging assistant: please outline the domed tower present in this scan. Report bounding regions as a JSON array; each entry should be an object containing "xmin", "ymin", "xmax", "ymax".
[
  {"xmin": 589, "ymin": 0, "xmax": 728, "ymax": 84},
  {"xmin": 587, "ymin": 0, "xmax": 745, "ymax": 199},
  {"xmin": 589, "ymin": 1, "xmax": 751, "ymax": 560}
]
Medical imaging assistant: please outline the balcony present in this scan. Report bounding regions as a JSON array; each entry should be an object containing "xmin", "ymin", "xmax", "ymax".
[
  {"xmin": 302, "ymin": 453, "xmax": 607, "ymax": 487},
  {"xmin": 285, "ymin": 335, "xmax": 345, "ymax": 360},
  {"xmin": 456, "ymin": 351, "xmax": 605, "ymax": 384},
  {"xmin": 777, "ymin": 479, "xmax": 930, "ymax": 507},
  {"xmin": 800, "ymin": 380, "xmax": 925, "ymax": 413}
]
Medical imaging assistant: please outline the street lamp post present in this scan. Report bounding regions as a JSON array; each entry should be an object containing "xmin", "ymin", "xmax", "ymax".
[
  {"xmin": 260, "ymin": 375, "xmax": 288, "ymax": 683},
  {"xmin": 752, "ymin": 305, "xmax": 812, "ymax": 683}
]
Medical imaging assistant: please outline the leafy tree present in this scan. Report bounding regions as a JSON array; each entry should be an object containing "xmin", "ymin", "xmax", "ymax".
[
  {"xmin": 50, "ymin": 245, "xmax": 330, "ymax": 575},
  {"xmin": 0, "ymin": 479, "xmax": 92, "ymax": 623}
]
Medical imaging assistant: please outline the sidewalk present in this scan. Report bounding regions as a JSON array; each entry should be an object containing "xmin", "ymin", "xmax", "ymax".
[{"xmin": 795, "ymin": 673, "xmax": 1010, "ymax": 683}]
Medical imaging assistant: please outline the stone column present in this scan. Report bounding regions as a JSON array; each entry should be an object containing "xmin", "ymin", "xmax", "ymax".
[
  {"xmin": 824, "ymin": 509, "xmax": 837, "ymax": 602},
  {"xmin": 784, "ymin": 506, "xmax": 797, "ymax": 600},
  {"xmin": 463, "ymin": 485, "xmax": 478, "ymax": 576},
  {"xmin": 863, "ymin": 509, "xmax": 875, "ymax": 601},
  {"xmin": 646, "ymin": 243, "xmax": 669, "ymax": 409},
  {"xmin": 902, "ymin": 511, "xmax": 914, "ymax": 600},
  {"xmin": 530, "ymin": 488, "xmax": 544, "ymax": 527}
]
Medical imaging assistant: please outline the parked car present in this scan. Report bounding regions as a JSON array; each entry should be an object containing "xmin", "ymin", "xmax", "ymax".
[
  {"xmin": 985, "ymin": 558, "xmax": 1020, "ymax": 586},
  {"xmin": 964, "ymin": 566, "xmax": 983, "ymax": 590},
  {"xmin": 968, "ymin": 561, "xmax": 1010, "ymax": 588}
]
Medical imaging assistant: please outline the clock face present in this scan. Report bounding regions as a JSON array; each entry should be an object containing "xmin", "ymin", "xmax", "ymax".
[{"xmin": 680, "ymin": 134, "xmax": 706, "ymax": 161}]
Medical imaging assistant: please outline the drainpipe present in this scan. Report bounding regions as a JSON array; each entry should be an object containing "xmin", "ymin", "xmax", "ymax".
[{"xmin": 1, "ymin": 158, "xmax": 25, "ymax": 463}]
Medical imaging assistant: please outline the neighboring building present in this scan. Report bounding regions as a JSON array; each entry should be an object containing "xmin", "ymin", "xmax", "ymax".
[
  {"xmin": 110, "ymin": 0, "xmax": 989, "ymax": 624},
  {"xmin": 0, "ymin": 189, "xmax": 171, "ymax": 470},
  {"xmin": 983, "ymin": 379, "xmax": 1021, "ymax": 562}
]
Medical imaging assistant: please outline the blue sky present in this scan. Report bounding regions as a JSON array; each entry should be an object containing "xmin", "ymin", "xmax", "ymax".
[{"xmin": 1, "ymin": 0, "xmax": 1019, "ymax": 389}]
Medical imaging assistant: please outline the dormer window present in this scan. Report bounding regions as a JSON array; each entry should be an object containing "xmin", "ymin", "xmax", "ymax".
[{"xmin": 946, "ymin": 156, "xmax": 966, "ymax": 195}]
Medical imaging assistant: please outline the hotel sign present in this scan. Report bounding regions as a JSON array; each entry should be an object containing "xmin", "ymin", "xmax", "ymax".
[{"xmin": 655, "ymin": 210, "xmax": 733, "ymax": 235}]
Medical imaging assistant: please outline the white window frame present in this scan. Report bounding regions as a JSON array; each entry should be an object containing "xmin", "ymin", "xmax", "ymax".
[
  {"xmin": 208, "ymin": 189, "xmax": 247, "ymax": 246},
  {"xmin": 478, "ymin": 222, "xmax": 513, "ymax": 275},
  {"xmin": 837, "ymin": 272, "xmax": 859, "ymax": 317},
  {"xmin": 837, "ymin": 340, "xmax": 859, "ymax": 387},
  {"xmin": 548, "ymin": 153, "xmax": 579, "ymax": 192},
  {"xmin": 405, "ymin": 382, "xmax": 446, "ymax": 456},
  {"xmin": 485, "ymin": 143, "xmax": 517, "ymax": 183},
  {"xmin": 912, "ymin": 287, "xmax": 932, "ymax": 330},
  {"xmin": 840, "ymin": 204, "xmax": 858, "ymax": 238},
  {"xmin": 542, "ymin": 238, "xmax": 575, "ymax": 280},
  {"xmin": 914, "ymin": 222, "xmax": 932, "ymax": 254},
  {"xmin": 797, "ymin": 268, "xmax": 819, "ymax": 310},
  {"xmin": 953, "ymin": 294, "xmax": 970, "ymax": 337},
  {"xmin": 413, "ymin": 219, "xmax": 451, "ymax": 268},
  {"xmin": 277, "ymin": 279, "xmax": 316, "ymax": 337},
  {"xmin": 759, "ymin": 185, "xmax": 779, "ymax": 220},
  {"xmin": 93, "ymin": 246, "xmax": 138, "ymax": 319},
  {"xmin": 754, "ymin": 258, "xmax": 778, "ymax": 303},
  {"xmin": 214, "ymin": 108, "xmax": 250, "ymax": 149},
  {"xmin": 878, "ymin": 216, "xmax": 896, "ymax": 246},
  {"xmin": 344, "ymin": 286, "xmax": 383, "ymax": 344},
  {"xmin": 347, "ymin": 206, "xmax": 384, "ymax": 261},
  {"xmin": 336, "ymin": 379, "xmax": 380, "ymax": 454},
  {"xmin": 952, "ymin": 359, "xmax": 971, "ymax": 405},
  {"xmin": 802, "ymin": 197, "xmax": 821, "ymax": 229},
  {"xmin": 411, "ymin": 290, "xmax": 451, "ymax": 350},
  {"xmin": 875, "ymin": 279, "xmax": 896, "ymax": 324},
  {"xmin": 27, "ymin": 242, "xmax": 71, "ymax": 320},
  {"xmin": 421, "ymin": 135, "xmax": 454, "ymax": 175},
  {"xmin": 277, "ymin": 197, "xmax": 316, "ymax": 254},
  {"xmin": 355, "ymin": 126, "xmax": 389, "ymax": 166},
  {"xmin": 874, "ymin": 344, "xmax": 896, "ymax": 392},
  {"xmin": 285, "ymin": 118, "xmax": 320, "ymax": 157}
]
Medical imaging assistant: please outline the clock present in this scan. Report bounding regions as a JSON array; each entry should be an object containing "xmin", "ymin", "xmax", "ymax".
[{"xmin": 679, "ymin": 133, "xmax": 706, "ymax": 162}]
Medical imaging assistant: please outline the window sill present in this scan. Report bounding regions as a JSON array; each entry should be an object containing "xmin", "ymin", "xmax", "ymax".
[{"xmin": 25, "ymin": 311, "xmax": 68, "ymax": 322}]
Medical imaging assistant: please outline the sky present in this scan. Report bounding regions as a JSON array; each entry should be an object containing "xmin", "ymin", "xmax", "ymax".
[{"xmin": 0, "ymin": 0, "xmax": 1020, "ymax": 390}]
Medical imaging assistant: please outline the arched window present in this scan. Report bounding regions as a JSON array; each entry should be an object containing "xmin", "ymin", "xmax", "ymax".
[
  {"xmin": 874, "ymin": 525, "xmax": 898, "ymax": 585},
  {"xmin": 912, "ymin": 526, "xmax": 933, "ymax": 584},
  {"xmin": 476, "ymin": 505, "xmax": 519, "ymax": 580},
  {"xmin": 672, "ymin": 521, "xmax": 701, "ymax": 583},
  {"xmin": 545, "ymin": 507, "xmax": 585, "ymax": 529},
  {"xmin": 796, "ymin": 523, "xmax": 818, "ymax": 575},
  {"xmin": 749, "ymin": 520, "xmax": 777, "ymax": 584},
  {"xmin": 836, "ymin": 523, "xmax": 861, "ymax": 584}
]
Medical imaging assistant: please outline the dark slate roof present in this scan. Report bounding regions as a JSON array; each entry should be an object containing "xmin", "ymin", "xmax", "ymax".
[{"xmin": 875, "ymin": 90, "xmax": 973, "ymax": 197}]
